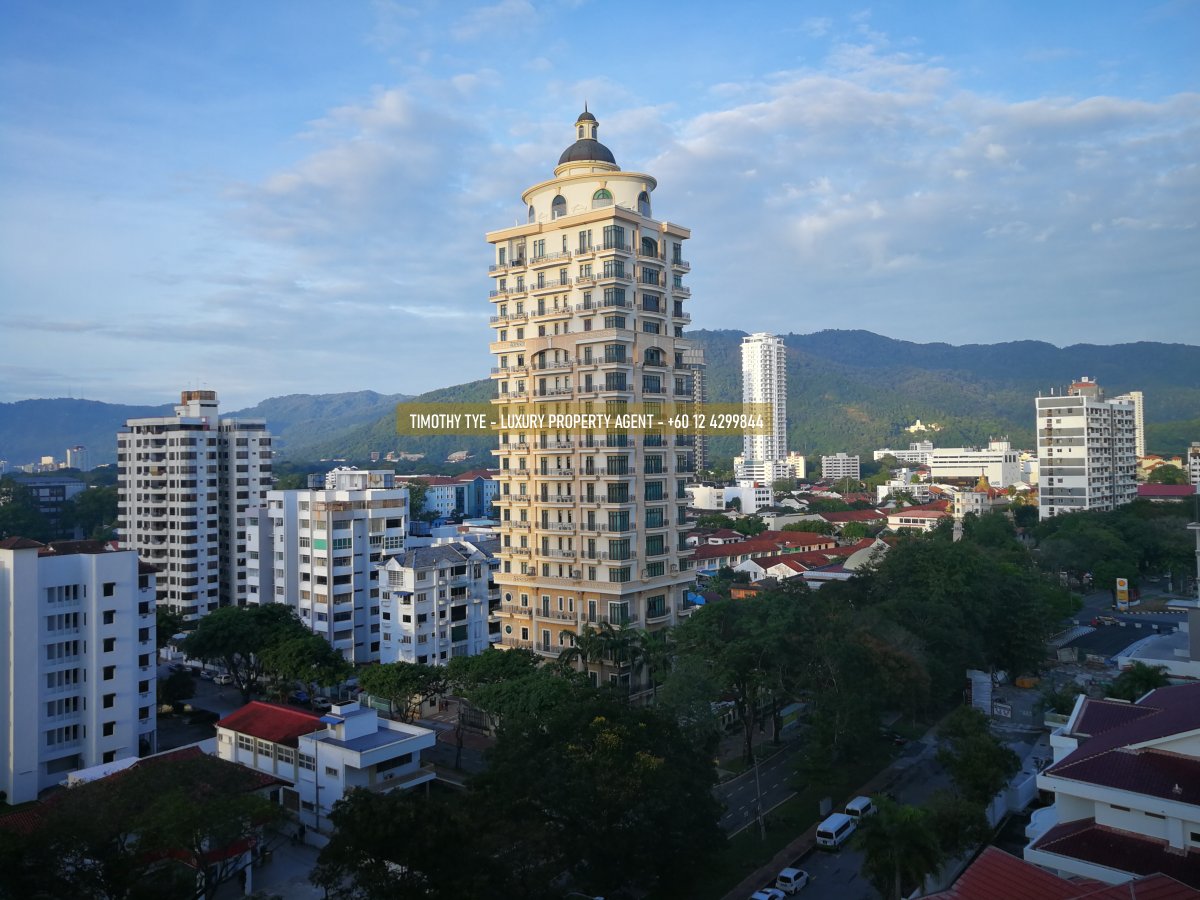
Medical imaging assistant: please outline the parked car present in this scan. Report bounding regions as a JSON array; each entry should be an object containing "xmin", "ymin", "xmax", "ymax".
[
  {"xmin": 198, "ymin": 670, "xmax": 214, "ymax": 681},
  {"xmin": 815, "ymin": 812, "xmax": 857, "ymax": 850},
  {"xmin": 213, "ymin": 674, "xmax": 234, "ymax": 686},
  {"xmin": 288, "ymin": 690, "xmax": 310, "ymax": 706},
  {"xmin": 845, "ymin": 795, "xmax": 877, "ymax": 821},
  {"xmin": 750, "ymin": 889, "xmax": 786, "ymax": 900},
  {"xmin": 167, "ymin": 663, "xmax": 186, "ymax": 674},
  {"xmin": 312, "ymin": 696, "xmax": 332, "ymax": 712},
  {"xmin": 775, "ymin": 867, "xmax": 810, "ymax": 894}
]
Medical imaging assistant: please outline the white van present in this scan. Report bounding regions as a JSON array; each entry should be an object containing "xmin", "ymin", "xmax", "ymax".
[
  {"xmin": 815, "ymin": 812, "xmax": 856, "ymax": 849},
  {"xmin": 844, "ymin": 795, "xmax": 876, "ymax": 821}
]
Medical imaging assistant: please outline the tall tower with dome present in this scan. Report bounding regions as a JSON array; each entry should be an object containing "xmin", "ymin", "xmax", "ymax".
[{"xmin": 485, "ymin": 110, "xmax": 698, "ymax": 686}]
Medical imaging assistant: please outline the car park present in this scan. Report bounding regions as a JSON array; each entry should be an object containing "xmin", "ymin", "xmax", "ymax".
[{"xmin": 775, "ymin": 867, "xmax": 810, "ymax": 894}]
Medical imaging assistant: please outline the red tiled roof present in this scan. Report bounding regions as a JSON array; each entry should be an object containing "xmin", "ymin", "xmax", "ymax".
[
  {"xmin": 454, "ymin": 469, "xmax": 498, "ymax": 482},
  {"xmin": 928, "ymin": 846, "xmax": 1198, "ymax": 900},
  {"xmin": 1048, "ymin": 685, "xmax": 1200, "ymax": 806},
  {"xmin": 217, "ymin": 702, "xmax": 322, "ymax": 747},
  {"xmin": 1031, "ymin": 819, "xmax": 1200, "ymax": 889},
  {"xmin": 819, "ymin": 509, "xmax": 887, "ymax": 524},
  {"xmin": 757, "ymin": 530, "xmax": 834, "ymax": 548},
  {"xmin": 1137, "ymin": 485, "xmax": 1196, "ymax": 499},
  {"xmin": 925, "ymin": 846, "xmax": 1086, "ymax": 899},
  {"xmin": 0, "ymin": 537, "xmax": 45, "ymax": 550},
  {"xmin": 754, "ymin": 555, "xmax": 810, "ymax": 574}
]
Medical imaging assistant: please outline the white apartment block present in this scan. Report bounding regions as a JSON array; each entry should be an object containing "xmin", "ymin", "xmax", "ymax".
[
  {"xmin": 1036, "ymin": 377, "xmax": 1137, "ymax": 520},
  {"xmin": 487, "ymin": 110, "xmax": 697, "ymax": 681},
  {"xmin": 726, "ymin": 481, "xmax": 773, "ymax": 515},
  {"xmin": 117, "ymin": 390, "xmax": 273, "ymax": 621},
  {"xmin": 0, "ymin": 538, "xmax": 157, "ymax": 804},
  {"xmin": 377, "ymin": 540, "xmax": 498, "ymax": 665},
  {"xmin": 246, "ymin": 479, "xmax": 407, "ymax": 664},
  {"xmin": 1187, "ymin": 442, "xmax": 1200, "ymax": 487},
  {"xmin": 738, "ymin": 333, "xmax": 788, "ymax": 481},
  {"xmin": 217, "ymin": 699, "xmax": 435, "ymax": 834},
  {"xmin": 821, "ymin": 453, "xmax": 861, "ymax": 481},
  {"xmin": 873, "ymin": 441, "xmax": 934, "ymax": 465},
  {"xmin": 928, "ymin": 440, "xmax": 1021, "ymax": 488},
  {"xmin": 1113, "ymin": 390, "xmax": 1145, "ymax": 459}
]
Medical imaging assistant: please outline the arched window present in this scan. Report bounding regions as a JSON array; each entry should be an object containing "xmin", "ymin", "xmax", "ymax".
[
  {"xmin": 551, "ymin": 195, "xmax": 567, "ymax": 219},
  {"xmin": 638, "ymin": 191, "xmax": 651, "ymax": 217},
  {"xmin": 592, "ymin": 188, "xmax": 613, "ymax": 209},
  {"xmin": 641, "ymin": 236, "xmax": 658, "ymax": 258},
  {"xmin": 644, "ymin": 348, "xmax": 664, "ymax": 366},
  {"xmin": 527, "ymin": 204, "xmax": 536, "ymax": 223}
]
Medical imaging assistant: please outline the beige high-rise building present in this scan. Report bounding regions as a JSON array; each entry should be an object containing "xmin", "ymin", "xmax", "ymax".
[{"xmin": 487, "ymin": 110, "xmax": 697, "ymax": 687}]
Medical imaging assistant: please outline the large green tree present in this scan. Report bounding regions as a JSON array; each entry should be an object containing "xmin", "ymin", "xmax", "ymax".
[
  {"xmin": 473, "ymin": 689, "xmax": 723, "ymax": 898},
  {"xmin": 260, "ymin": 632, "xmax": 353, "ymax": 694},
  {"xmin": 357, "ymin": 661, "xmax": 446, "ymax": 722},
  {"xmin": 0, "ymin": 753, "xmax": 282, "ymax": 900},
  {"xmin": 179, "ymin": 603, "xmax": 309, "ymax": 703},
  {"xmin": 937, "ymin": 706, "xmax": 1020, "ymax": 806},
  {"xmin": 855, "ymin": 798, "xmax": 944, "ymax": 900}
]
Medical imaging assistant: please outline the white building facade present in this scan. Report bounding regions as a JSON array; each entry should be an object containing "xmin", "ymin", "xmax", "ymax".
[
  {"xmin": 247, "ymin": 479, "xmax": 407, "ymax": 664},
  {"xmin": 488, "ymin": 110, "xmax": 697, "ymax": 678},
  {"xmin": 117, "ymin": 390, "xmax": 273, "ymax": 621},
  {"xmin": 737, "ymin": 333, "xmax": 789, "ymax": 483},
  {"xmin": 821, "ymin": 453, "xmax": 861, "ymax": 481},
  {"xmin": 216, "ymin": 700, "xmax": 435, "ymax": 834},
  {"xmin": 1036, "ymin": 378, "xmax": 1137, "ymax": 520},
  {"xmin": 377, "ymin": 540, "xmax": 498, "ymax": 665},
  {"xmin": 0, "ymin": 538, "xmax": 157, "ymax": 804},
  {"xmin": 1113, "ymin": 390, "xmax": 1145, "ymax": 459},
  {"xmin": 927, "ymin": 440, "xmax": 1021, "ymax": 488}
]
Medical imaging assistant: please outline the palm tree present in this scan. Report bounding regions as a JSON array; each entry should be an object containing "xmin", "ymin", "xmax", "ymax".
[
  {"xmin": 634, "ymin": 628, "xmax": 674, "ymax": 698},
  {"xmin": 855, "ymin": 798, "xmax": 944, "ymax": 900},
  {"xmin": 556, "ymin": 624, "xmax": 608, "ymax": 677}
]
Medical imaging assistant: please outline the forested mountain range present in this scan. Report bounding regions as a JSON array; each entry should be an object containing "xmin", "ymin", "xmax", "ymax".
[{"xmin": 3, "ymin": 331, "xmax": 1197, "ymax": 470}]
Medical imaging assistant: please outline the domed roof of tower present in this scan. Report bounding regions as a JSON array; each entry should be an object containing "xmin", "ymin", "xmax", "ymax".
[{"xmin": 558, "ymin": 109, "xmax": 617, "ymax": 166}]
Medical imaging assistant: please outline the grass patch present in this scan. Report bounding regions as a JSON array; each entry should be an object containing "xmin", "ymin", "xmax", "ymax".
[{"xmin": 697, "ymin": 744, "xmax": 894, "ymax": 900}]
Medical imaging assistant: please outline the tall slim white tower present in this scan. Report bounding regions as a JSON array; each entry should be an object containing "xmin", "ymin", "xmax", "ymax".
[
  {"xmin": 1113, "ymin": 390, "xmax": 1145, "ymax": 459},
  {"xmin": 737, "ymin": 333, "xmax": 789, "ymax": 483},
  {"xmin": 487, "ymin": 110, "xmax": 697, "ymax": 687}
]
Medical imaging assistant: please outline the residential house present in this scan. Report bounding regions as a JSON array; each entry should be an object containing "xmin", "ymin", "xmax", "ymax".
[{"xmin": 1024, "ymin": 685, "xmax": 1200, "ymax": 888}]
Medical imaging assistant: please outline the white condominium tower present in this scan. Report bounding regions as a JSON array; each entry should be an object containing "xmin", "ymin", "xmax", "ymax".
[
  {"xmin": 1035, "ymin": 377, "xmax": 1137, "ymax": 520},
  {"xmin": 738, "ymin": 332, "xmax": 790, "ymax": 483},
  {"xmin": 487, "ymin": 110, "xmax": 697, "ymax": 685},
  {"xmin": 0, "ymin": 538, "xmax": 157, "ymax": 803},
  {"xmin": 1112, "ymin": 390, "xmax": 1145, "ymax": 459},
  {"xmin": 247, "ymin": 472, "xmax": 407, "ymax": 664},
  {"xmin": 117, "ymin": 390, "xmax": 273, "ymax": 621}
]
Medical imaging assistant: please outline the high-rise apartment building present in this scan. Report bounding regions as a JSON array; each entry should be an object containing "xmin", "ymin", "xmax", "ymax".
[
  {"xmin": 1112, "ymin": 390, "xmax": 1145, "ymax": 459},
  {"xmin": 65, "ymin": 446, "xmax": 90, "ymax": 472},
  {"xmin": 737, "ymin": 333, "xmax": 790, "ymax": 483},
  {"xmin": 117, "ymin": 390, "xmax": 273, "ymax": 621},
  {"xmin": 0, "ymin": 538, "xmax": 157, "ymax": 804},
  {"xmin": 487, "ymin": 111, "xmax": 696, "ymax": 683},
  {"xmin": 247, "ymin": 473, "xmax": 407, "ymax": 664},
  {"xmin": 1188, "ymin": 442, "xmax": 1200, "ymax": 487},
  {"xmin": 1035, "ymin": 377, "xmax": 1137, "ymax": 520}
]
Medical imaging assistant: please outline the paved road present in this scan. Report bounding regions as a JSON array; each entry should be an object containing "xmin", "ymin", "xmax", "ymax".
[{"xmin": 715, "ymin": 740, "xmax": 805, "ymax": 835}]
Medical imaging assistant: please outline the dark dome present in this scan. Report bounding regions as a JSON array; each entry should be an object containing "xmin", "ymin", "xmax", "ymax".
[
  {"xmin": 558, "ymin": 138, "xmax": 616, "ymax": 165},
  {"xmin": 577, "ymin": 110, "xmax": 597, "ymax": 123}
]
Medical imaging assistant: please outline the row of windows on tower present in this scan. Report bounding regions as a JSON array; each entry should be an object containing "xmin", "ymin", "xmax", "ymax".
[{"xmin": 529, "ymin": 190, "xmax": 651, "ymax": 223}]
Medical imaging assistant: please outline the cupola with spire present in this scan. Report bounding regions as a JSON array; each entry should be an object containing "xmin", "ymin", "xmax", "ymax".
[{"xmin": 557, "ymin": 106, "xmax": 618, "ymax": 168}]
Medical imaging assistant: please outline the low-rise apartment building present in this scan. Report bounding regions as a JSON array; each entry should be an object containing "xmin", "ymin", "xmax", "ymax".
[
  {"xmin": 216, "ymin": 699, "xmax": 436, "ymax": 833},
  {"xmin": 376, "ymin": 539, "xmax": 499, "ymax": 665}
]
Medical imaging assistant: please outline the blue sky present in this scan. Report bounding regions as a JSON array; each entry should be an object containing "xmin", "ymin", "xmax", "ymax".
[{"xmin": 2, "ymin": 1, "xmax": 1197, "ymax": 408}]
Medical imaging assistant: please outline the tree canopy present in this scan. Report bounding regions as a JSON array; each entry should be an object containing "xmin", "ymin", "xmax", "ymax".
[{"xmin": 179, "ymin": 604, "xmax": 312, "ymax": 702}]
